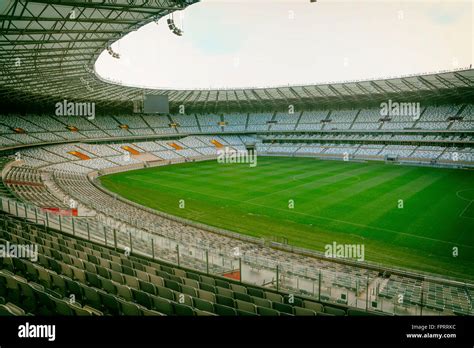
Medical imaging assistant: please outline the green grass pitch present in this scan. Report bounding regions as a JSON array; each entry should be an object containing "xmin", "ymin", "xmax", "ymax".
[{"xmin": 100, "ymin": 157, "xmax": 474, "ymax": 280}]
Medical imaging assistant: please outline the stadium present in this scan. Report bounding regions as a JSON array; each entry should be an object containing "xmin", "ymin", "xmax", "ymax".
[{"xmin": 0, "ymin": 0, "xmax": 473, "ymax": 332}]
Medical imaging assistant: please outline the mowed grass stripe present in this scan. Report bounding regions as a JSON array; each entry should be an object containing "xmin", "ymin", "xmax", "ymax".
[
  {"xmin": 298, "ymin": 164, "xmax": 412, "ymax": 216},
  {"xmin": 100, "ymin": 157, "xmax": 474, "ymax": 280}
]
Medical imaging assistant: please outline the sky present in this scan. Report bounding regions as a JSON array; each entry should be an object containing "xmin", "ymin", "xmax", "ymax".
[{"xmin": 95, "ymin": 0, "xmax": 473, "ymax": 90}]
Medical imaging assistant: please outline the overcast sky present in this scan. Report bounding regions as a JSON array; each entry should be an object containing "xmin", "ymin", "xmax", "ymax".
[{"xmin": 95, "ymin": 0, "xmax": 473, "ymax": 90}]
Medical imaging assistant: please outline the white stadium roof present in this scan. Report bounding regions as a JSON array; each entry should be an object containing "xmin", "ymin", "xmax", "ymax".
[{"xmin": 1, "ymin": 0, "xmax": 473, "ymax": 113}]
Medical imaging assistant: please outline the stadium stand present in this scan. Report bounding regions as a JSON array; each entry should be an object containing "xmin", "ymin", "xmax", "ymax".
[{"xmin": 1, "ymin": 104, "xmax": 472, "ymax": 151}]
